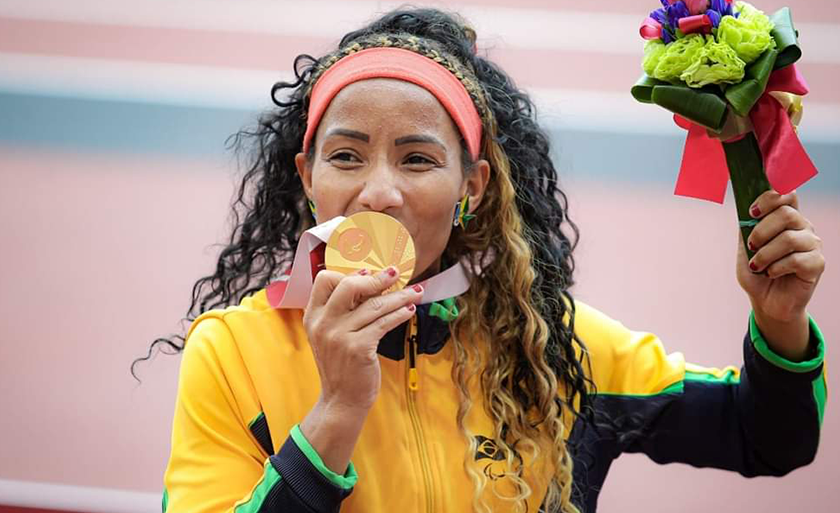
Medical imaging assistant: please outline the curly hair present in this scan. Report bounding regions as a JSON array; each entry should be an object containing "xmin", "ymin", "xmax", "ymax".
[{"xmin": 136, "ymin": 7, "xmax": 593, "ymax": 512}]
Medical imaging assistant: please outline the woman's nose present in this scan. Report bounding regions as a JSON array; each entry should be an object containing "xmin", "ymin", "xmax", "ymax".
[{"xmin": 356, "ymin": 163, "xmax": 404, "ymax": 213}]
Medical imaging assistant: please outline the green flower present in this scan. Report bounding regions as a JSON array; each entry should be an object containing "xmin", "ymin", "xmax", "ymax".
[
  {"xmin": 643, "ymin": 39, "xmax": 667, "ymax": 77},
  {"xmin": 652, "ymin": 33, "xmax": 706, "ymax": 82},
  {"xmin": 717, "ymin": 1, "xmax": 775, "ymax": 64},
  {"xmin": 681, "ymin": 35, "xmax": 746, "ymax": 87},
  {"xmin": 735, "ymin": 1, "xmax": 775, "ymax": 32}
]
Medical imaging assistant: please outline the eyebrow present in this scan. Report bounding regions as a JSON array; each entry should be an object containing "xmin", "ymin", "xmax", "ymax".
[
  {"xmin": 394, "ymin": 134, "xmax": 446, "ymax": 149},
  {"xmin": 325, "ymin": 128, "xmax": 370, "ymax": 142}
]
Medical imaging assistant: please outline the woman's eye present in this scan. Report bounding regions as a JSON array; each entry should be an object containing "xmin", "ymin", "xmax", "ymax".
[
  {"xmin": 405, "ymin": 154, "xmax": 436, "ymax": 166},
  {"xmin": 329, "ymin": 152, "xmax": 360, "ymax": 163}
]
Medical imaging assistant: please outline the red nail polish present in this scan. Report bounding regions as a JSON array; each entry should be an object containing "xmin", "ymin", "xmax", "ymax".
[
  {"xmin": 413, "ymin": 284, "xmax": 423, "ymax": 293},
  {"xmin": 748, "ymin": 240, "xmax": 755, "ymax": 251},
  {"xmin": 750, "ymin": 205, "xmax": 761, "ymax": 218},
  {"xmin": 387, "ymin": 267, "xmax": 397, "ymax": 277},
  {"xmin": 749, "ymin": 261, "xmax": 758, "ymax": 272},
  {"xmin": 359, "ymin": 269, "xmax": 369, "ymax": 276},
  {"xmin": 407, "ymin": 303, "xmax": 416, "ymax": 312}
]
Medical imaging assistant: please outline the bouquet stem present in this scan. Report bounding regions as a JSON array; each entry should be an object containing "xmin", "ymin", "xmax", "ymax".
[{"xmin": 721, "ymin": 132, "xmax": 772, "ymax": 262}]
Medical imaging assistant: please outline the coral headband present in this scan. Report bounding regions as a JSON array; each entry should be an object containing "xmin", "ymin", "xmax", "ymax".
[{"xmin": 302, "ymin": 47, "xmax": 483, "ymax": 160}]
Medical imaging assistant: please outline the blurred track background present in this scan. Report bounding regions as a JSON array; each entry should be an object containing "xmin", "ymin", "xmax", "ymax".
[{"xmin": 0, "ymin": 1, "xmax": 837, "ymax": 511}]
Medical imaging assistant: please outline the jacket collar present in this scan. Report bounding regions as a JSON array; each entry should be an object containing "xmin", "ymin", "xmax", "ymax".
[{"xmin": 377, "ymin": 302, "xmax": 452, "ymax": 361}]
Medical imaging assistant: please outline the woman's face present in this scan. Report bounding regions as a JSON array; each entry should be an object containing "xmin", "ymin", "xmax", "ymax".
[{"xmin": 295, "ymin": 78, "xmax": 490, "ymax": 281}]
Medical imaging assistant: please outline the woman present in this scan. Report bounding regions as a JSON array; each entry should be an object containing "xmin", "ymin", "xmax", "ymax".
[{"xmin": 152, "ymin": 8, "xmax": 827, "ymax": 513}]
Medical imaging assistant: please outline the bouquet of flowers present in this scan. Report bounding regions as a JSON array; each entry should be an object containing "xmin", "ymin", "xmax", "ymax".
[{"xmin": 631, "ymin": 0, "xmax": 818, "ymax": 259}]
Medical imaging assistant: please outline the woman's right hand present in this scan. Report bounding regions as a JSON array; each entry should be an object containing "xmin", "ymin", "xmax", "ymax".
[
  {"xmin": 299, "ymin": 267, "xmax": 422, "ymax": 474},
  {"xmin": 303, "ymin": 266, "xmax": 423, "ymax": 412}
]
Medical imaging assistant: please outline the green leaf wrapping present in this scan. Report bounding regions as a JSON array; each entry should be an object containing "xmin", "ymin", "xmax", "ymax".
[
  {"xmin": 722, "ymin": 133, "xmax": 771, "ymax": 261},
  {"xmin": 724, "ymin": 48, "xmax": 778, "ymax": 117},
  {"xmin": 631, "ymin": 74, "xmax": 667, "ymax": 103},
  {"xmin": 651, "ymin": 85, "xmax": 728, "ymax": 130},
  {"xmin": 770, "ymin": 7, "xmax": 802, "ymax": 69}
]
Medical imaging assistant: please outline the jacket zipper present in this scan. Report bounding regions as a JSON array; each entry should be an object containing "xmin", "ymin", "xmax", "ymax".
[{"xmin": 405, "ymin": 315, "xmax": 434, "ymax": 513}]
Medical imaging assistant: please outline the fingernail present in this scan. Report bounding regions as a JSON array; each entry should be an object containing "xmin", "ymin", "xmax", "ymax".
[
  {"xmin": 386, "ymin": 267, "xmax": 397, "ymax": 278},
  {"xmin": 407, "ymin": 303, "xmax": 416, "ymax": 312},
  {"xmin": 750, "ymin": 205, "xmax": 761, "ymax": 218},
  {"xmin": 749, "ymin": 260, "xmax": 758, "ymax": 272},
  {"xmin": 412, "ymin": 284, "xmax": 423, "ymax": 294},
  {"xmin": 748, "ymin": 240, "xmax": 755, "ymax": 251},
  {"xmin": 358, "ymin": 268, "xmax": 369, "ymax": 276}
]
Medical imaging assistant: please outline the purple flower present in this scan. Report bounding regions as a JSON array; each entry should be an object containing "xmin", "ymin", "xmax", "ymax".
[
  {"xmin": 667, "ymin": 1, "xmax": 691, "ymax": 28},
  {"xmin": 706, "ymin": 8, "xmax": 722, "ymax": 27},
  {"xmin": 674, "ymin": 1, "xmax": 691, "ymax": 17},
  {"xmin": 662, "ymin": 29, "xmax": 675, "ymax": 44},
  {"xmin": 650, "ymin": 8, "xmax": 668, "ymax": 24},
  {"xmin": 710, "ymin": 0, "xmax": 734, "ymax": 16}
]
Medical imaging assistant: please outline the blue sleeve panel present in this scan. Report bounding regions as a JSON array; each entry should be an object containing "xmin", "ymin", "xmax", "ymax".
[{"xmin": 566, "ymin": 321, "xmax": 826, "ymax": 513}]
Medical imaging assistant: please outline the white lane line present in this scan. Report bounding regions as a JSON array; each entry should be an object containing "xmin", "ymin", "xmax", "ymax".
[
  {"xmin": 0, "ymin": 478, "xmax": 160, "ymax": 513},
  {"xmin": 1, "ymin": 51, "xmax": 838, "ymax": 142},
  {"xmin": 1, "ymin": 0, "xmax": 838, "ymax": 64}
]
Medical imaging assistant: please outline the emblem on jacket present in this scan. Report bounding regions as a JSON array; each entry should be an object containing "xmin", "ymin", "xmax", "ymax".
[
  {"xmin": 474, "ymin": 435, "xmax": 522, "ymax": 481},
  {"xmin": 474, "ymin": 435, "xmax": 530, "ymax": 511}
]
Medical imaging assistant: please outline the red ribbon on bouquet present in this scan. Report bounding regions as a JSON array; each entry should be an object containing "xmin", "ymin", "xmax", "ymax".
[{"xmin": 672, "ymin": 64, "xmax": 818, "ymax": 204}]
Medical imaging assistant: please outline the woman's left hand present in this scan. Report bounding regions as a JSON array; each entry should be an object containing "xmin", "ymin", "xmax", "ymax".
[{"xmin": 736, "ymin": 190, "xmax": 825, "ymax": 360}]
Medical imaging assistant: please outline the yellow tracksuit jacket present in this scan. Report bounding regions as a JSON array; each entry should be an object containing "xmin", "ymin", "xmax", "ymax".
[{"xmin": 162, "ymin": 289, "xmax": 826, "ymax": 512}]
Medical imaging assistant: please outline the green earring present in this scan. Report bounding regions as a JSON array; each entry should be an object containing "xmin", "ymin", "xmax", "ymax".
[
  {"xmin": 308, "ymin": 199, "xmax": 317, "ymax": 220},
  {"xmin": 453, "ymin": 193, "xmax": 476, "ymax": 228}
]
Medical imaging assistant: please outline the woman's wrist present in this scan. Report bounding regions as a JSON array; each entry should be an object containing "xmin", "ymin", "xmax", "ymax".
[
  {"xmin": 299, "ymin": 398, "xmax": 370, "ymax": 475},
  {"xmin": 752, "ymin": 307, "xmax": 810, "ymax": 362}
]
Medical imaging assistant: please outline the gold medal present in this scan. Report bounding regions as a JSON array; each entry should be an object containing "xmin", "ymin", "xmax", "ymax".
[{"xmin": 325, "ymin": 212, "xmax": 416, "ymax": 293}]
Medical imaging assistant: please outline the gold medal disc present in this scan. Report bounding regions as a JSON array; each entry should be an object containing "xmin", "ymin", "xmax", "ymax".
[{"xmin": 325, "ymin": 212, "xmax": 416, "ymax": 293}]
